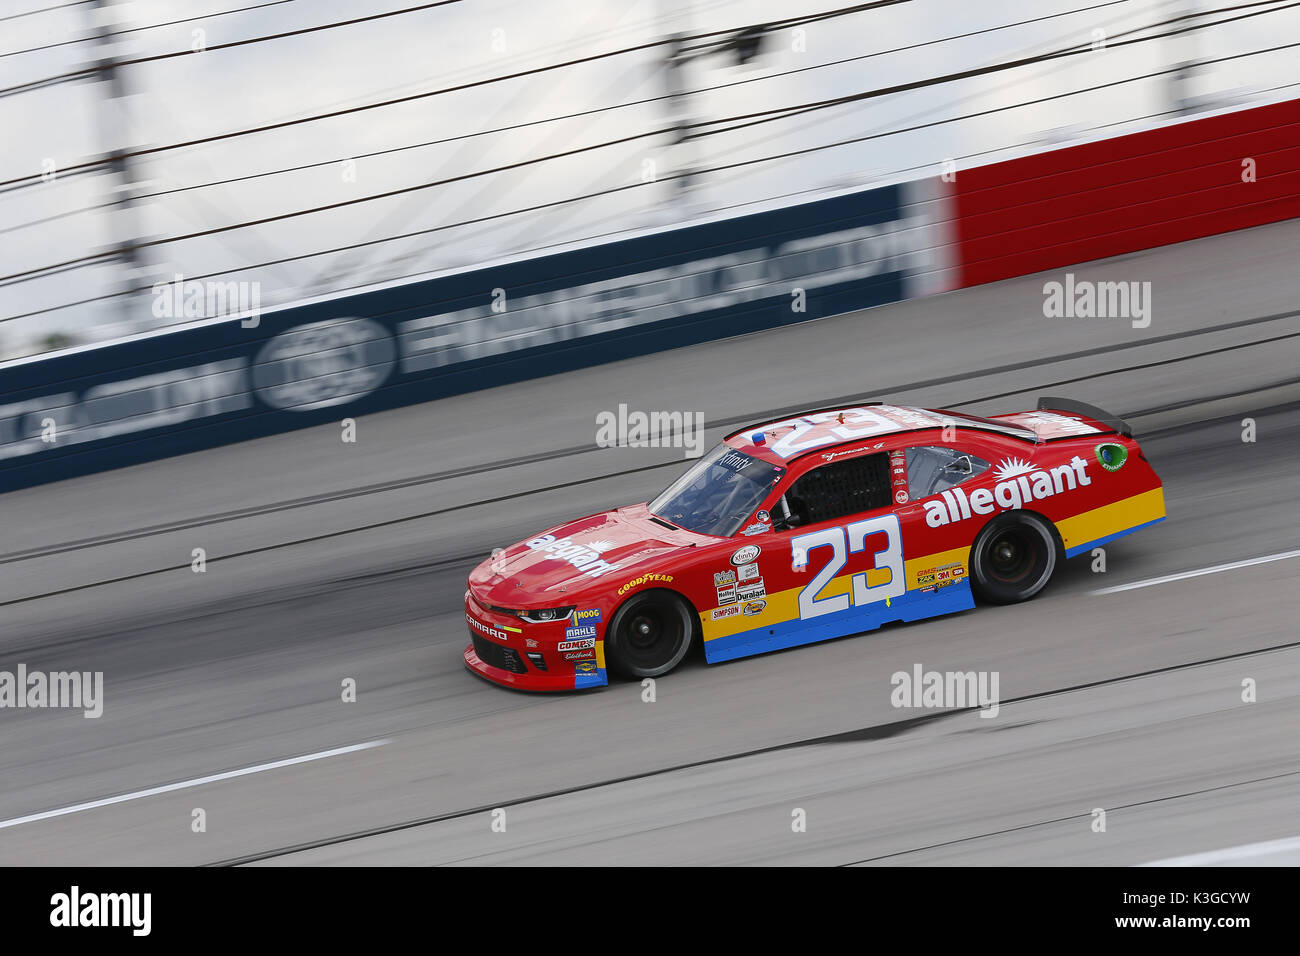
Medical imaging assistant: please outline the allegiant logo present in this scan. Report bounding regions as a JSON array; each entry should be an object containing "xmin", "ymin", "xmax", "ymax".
[
  {"xmin": 923, "ymin": 456, "xmax": 1091, "ymax": 527},
  {"xmin": 525, "ymin": 535, "xmax": 621, "ymax": 578}
]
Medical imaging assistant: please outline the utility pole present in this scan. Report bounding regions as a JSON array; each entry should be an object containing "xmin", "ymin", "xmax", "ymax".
[
  {"xmin": 663, "ymin": 31, "xmax": 698, "ymax": 206},
  {"xmin": 658, "ymin": 4, "xmax": 769, "ymax": 215},
  {"xmin": 88, "ymin": 0, "xmax": 151, "ymax": 337},
  {"xmin": 1167, "ymin": 0, "xmax": 1207, "ymax": 116}
]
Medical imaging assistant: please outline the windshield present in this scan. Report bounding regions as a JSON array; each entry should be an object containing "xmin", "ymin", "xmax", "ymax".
[{"xmin": 648, "ymin": 444, "xmax": 784, "ymax": 537}]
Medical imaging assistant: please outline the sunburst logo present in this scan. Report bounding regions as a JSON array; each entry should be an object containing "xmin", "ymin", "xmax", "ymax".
[
  {"xmin": 994, "ymin": 457, "xmax": 1037, "ymax": 481},
  {"xmin": 585, "ymin": 539, "xmax": 615, "ymax": 553}
]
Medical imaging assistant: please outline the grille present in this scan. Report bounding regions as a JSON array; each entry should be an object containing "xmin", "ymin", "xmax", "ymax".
[{"xmin": 471, "ymin": 634, "xmax": 528, "ymax": 674}]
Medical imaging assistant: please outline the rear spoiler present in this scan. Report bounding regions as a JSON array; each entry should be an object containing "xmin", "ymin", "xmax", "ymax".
[{"xmin": 1037, "ymin": 396, "xmax": 1132, "ymax": 438}]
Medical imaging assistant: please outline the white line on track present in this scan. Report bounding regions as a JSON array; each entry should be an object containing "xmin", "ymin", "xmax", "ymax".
[
  {"xmin": 1142, "ymin": 834, "xmax": 1300, "ymax": 866},
  {"xmin": 0, "ymin": 740, "xmax": 388, "ymax": 831},
  {"xmin": 1089, "ymin": 547, "xmax": 1300, "ymax": 595}
]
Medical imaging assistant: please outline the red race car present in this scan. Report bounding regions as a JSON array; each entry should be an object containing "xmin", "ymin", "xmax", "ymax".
[{"xmin": 464, "ymin": 398, "xmax": 1165, "ymax": 691}]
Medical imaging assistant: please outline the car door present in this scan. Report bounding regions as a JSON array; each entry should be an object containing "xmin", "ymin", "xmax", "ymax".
[{"xmin": 763, "ymin": 450, "xmax": 909, "ymax": 637}]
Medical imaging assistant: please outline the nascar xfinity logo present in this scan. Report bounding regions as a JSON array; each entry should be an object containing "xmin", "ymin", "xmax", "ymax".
[
  {"xmin": 923, "ymin": 455, "xmax": 1092, "ymax": 527},
  {"xmin": 525, "ymin": 535, "xmax": 621, "ymax": 578}
]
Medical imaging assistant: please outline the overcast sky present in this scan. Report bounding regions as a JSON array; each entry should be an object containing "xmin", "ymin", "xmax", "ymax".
[{"xmin": 1, "ymin": 0, "xmax": 1297, "ymax": 358}]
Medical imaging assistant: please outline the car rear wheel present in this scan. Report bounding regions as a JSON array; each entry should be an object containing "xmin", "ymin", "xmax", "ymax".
[
  {"xmin": 970, "ymin": 512, "xmax": 1059, "ymax": 604},
  {"xmin": 604, "ymin": 590, "xmax": 695, "ymax": 679}
]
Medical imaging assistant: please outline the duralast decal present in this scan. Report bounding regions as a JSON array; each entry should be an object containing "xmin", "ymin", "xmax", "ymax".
[{"xmin": 923, "ymin": 456, "xmax": 1091, "ymax": 527}]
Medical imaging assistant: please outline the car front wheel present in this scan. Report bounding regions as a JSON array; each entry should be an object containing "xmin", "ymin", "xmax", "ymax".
[{"xmin": 604, "ymin": 590, "xmax": 695, "ymax": 679}]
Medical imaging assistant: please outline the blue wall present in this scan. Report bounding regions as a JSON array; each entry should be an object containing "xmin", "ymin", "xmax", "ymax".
[{"xmin": 0, "ymin": 182, "xmax": 921, "ymax": 492}]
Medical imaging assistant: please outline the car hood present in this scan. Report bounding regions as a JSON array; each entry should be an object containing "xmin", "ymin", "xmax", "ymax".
[{"xmin": 467, "ymin": 503, "xmax": 708, "ymax": 605}]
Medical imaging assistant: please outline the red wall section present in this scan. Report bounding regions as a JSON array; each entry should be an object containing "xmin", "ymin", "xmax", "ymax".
[{"xmin": 953, "ymin": 98, "xmax": 1300, "ymax": 288}]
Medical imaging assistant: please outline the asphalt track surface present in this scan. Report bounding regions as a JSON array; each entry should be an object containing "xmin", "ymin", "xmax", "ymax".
[{"xmin": 2, "ymin": 218, "xmax": 1299, "ymax": 866}]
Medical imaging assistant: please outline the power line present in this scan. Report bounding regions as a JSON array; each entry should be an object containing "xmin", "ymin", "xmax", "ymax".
[
  {"xmin": 0, "ymin": 0, "xmax": 1144, "ymax": 230},
  {"xmin": 681, "ymin": 0, "xmax": 1300, "ymax": 141},
  {"xmin": 4, "ymin": 0, "xmax": 1294, "ymax": 285},
  {"xmin": 0, "ymin": 0, "xmax": 465, "ymax": 97},
  {"xmin": 0, "ymin": 0, "xmax": 297, "ymax": 60},
  {"xmin": 5, "ymin": 38, "xmax": 1297, "ymax": 324},
  {"xmin": 0, "ymin": 1, "xmax": 91, "ymax": 24},
  {"xmin": 0, "ymin": 0, "xmax": 908, "ymax": 189}
]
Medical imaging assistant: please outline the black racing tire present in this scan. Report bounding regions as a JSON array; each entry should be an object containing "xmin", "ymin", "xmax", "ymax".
[
  {"xmin": 970, "ymin": 511, "xmax": 1060, "ymax": 604},
  {"xmin": 604, "ymin": 589, "xmax": 695, "ymax": 679}
]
